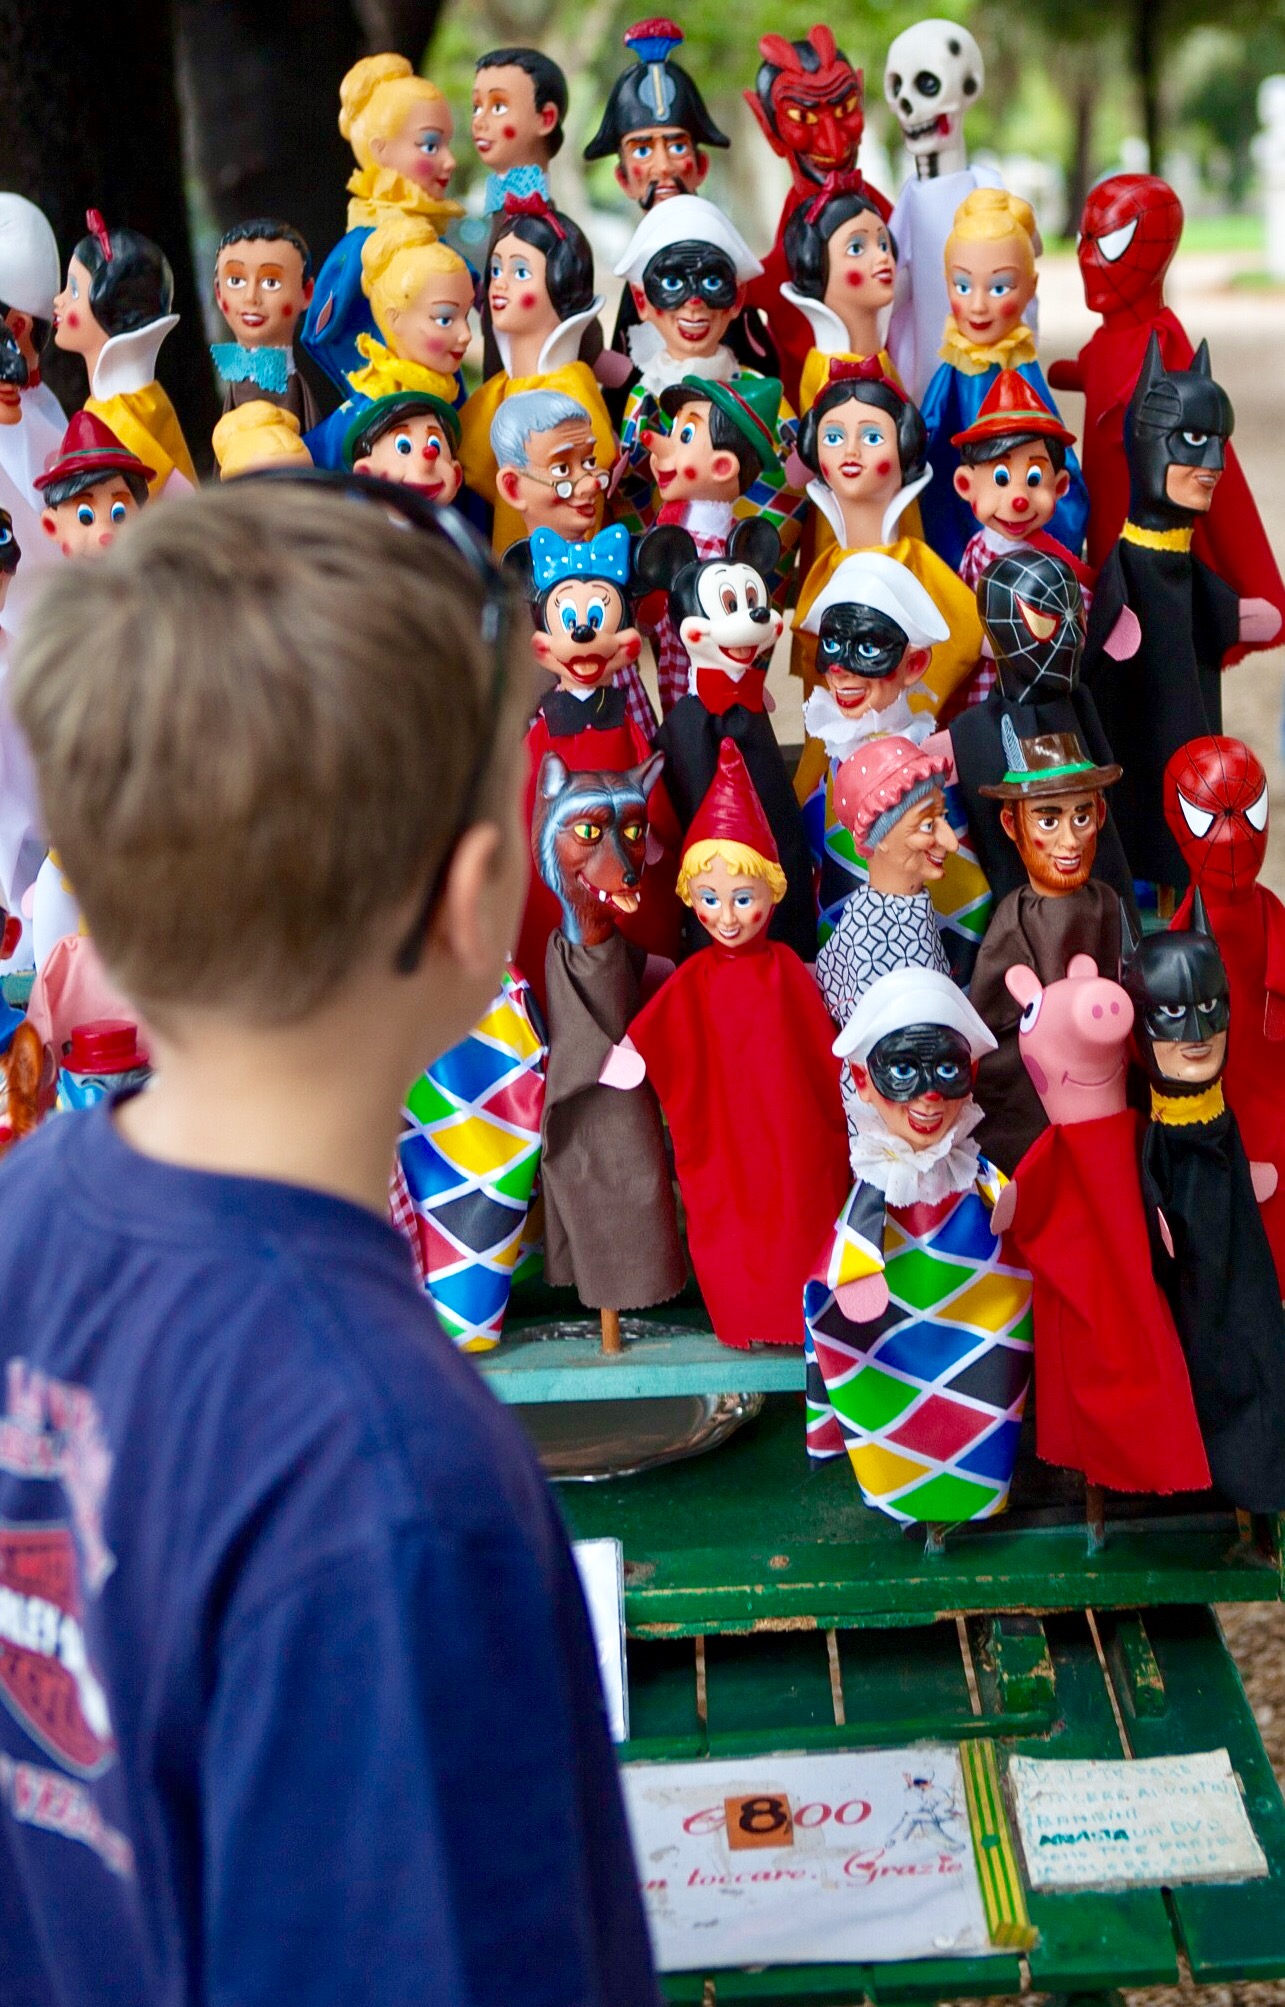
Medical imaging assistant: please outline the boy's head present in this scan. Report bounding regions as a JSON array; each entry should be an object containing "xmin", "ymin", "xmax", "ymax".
[
  {"xmin": 10, "ymin": 483, "xmax": 531, "ymax": 1056},
  {"xmin": 214, "ymin": 218, "xmax": 313, "ymax": 349},
  {"xmin": 616, "ymin": 196, "xmax": 760, "ymax": 362},
  {"xmin": 343, "ymin": 390, "xmax": 462, "ymax": 503},
  {"xmin": 952, "ymin": 369, "xmax": 1075, "ymax": 540},
  {"xmin": 491, "ymin": 388, "xmax": 609, "ymax": 538},
  {"xmin": 646, "ymin": 375, "xmax": 781, "ymax": 503},
  {"xmin": 802, "ymin": 549, "xmax": 947, "ymax": 722},
  {"xmin": 473, "ymin": 48, "xmax": 567, "ymax": 168},
  {"xmin": 35, "ymin": 411, "xmax": 152, "ymax": 557}
]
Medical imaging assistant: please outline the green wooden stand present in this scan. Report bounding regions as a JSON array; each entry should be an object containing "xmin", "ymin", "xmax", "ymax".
[{"xmin": 481, "ymin": 1298, "xmax": 1285, "ymax": 2002}]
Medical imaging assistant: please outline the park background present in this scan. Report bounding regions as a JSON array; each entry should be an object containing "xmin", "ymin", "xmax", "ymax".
[{"xmin": 4, "ymin": 5, "xmax": 1285, "ymax": 1999}]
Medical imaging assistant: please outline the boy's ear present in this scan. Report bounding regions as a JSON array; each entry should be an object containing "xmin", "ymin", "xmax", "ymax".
[
  {"xmin": 40, "ymin": 510, "xmax": 58, "ymax": 540},
  {"xmin": 710, "ymin": 450, "xmax": 738, "ymax": 483},
  {"xmin": 614, "ymin": 162, "xmax": 629, "ymax": 195},
  {"xmin": 496, "ymin": 467, "xmax": 523, "ymax": 507},
  {"xmin": 300, "ymin": 276, "xmax": 315, "ymax": 306},
  {"xmin": 1000, "ymin": 803, "xmax": 1017, "ymax": 843},
  {"xmin": 901, "ymin": 645, "xmax": 932, "ymax": 686},
  {"xmin": 953, "ymin": 467, "xmax": 974, "ymax": 499},
  {"xmin": 438, "ymin": 458, "xmax": 464, "ymax": 504},
  {"xmin": 1054, "ymin": 468, "xmax": 1071, "ymax": 499},
  {"xmin": 630, "ymin": 284, "xmax": 648, "ymax": 316}
]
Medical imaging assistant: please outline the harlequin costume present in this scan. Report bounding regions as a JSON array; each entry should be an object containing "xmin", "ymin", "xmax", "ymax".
[
  {"xmin": 803, "ymin": 969, "xmax": 1034, "ymax": 1524},
  {"xmin": 1082, "ymin": 336, "xmax": 1241, "ymax": 888},
  {"xmin": 1167, "ymin": 736, "xmax": 1285, "ymax": 1294},
  {"xmin": 1124, "ymin": 906, "xmax": 1285, "ymax": 1512},
  {"xmin": 517, "ymin": 684, "xmax": 683, "ymax": 1015},
  {"xmin": 397, "ymin": 966, "xmax": 547, "ymax": 1350},
  {"xmin": 627, "ymin": 742, "xmax": 849, "ymax": 1346},
  {"xmin": 1049, "ymin": 174, "xmax": 1284, "ymax": 661}
]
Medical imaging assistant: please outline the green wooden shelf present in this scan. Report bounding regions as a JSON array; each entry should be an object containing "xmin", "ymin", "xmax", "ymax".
[{"xmin": 478, "ymin": 1321, "xmax": 803, "ymax": 1403}]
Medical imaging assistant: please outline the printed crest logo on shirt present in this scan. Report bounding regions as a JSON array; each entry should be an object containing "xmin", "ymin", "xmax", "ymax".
[{"xmin": 0, "ymin": 1526, "xmax": 115, "ymax": 1777}]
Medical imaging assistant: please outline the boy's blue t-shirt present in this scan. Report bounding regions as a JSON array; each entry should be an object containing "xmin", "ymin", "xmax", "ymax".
[{"xmin": 0, "ymin": 1106, "xmax": 656, "ymax": 2007}]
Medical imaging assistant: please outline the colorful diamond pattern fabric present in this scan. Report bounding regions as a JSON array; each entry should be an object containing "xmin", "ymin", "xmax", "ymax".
[
  {"xmin": 397, "ymin": 966, "xmax": 547, "ymax": 1351},
  {"xmin": 804, "ymin": 1167, "xmax": 1033, "ymax": 1524}
]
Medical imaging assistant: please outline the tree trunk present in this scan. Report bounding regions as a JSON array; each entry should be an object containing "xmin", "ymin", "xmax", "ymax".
[
  {"xmin": 0, "ymin": 0, "xmax": 217, "ymax": 451},
  {"xmin": 1065, "ymin": 61, "xmax": 1096, "ymax": 233},
  {"xmin": 1131, "ymin": 0, "xmax": 1164, "ymax": 173}
]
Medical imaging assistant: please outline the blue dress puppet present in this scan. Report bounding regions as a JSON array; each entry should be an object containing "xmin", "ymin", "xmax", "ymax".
[
  {"xmin": 918, "ymin": 188, "xmax": 1088, "ymax": 569},
  {"xmin": 302, "ymin": 54, "xmax": 463, "ymax": 395}
]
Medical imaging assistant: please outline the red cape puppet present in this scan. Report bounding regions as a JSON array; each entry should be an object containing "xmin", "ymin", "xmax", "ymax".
[{"xmin": 629, "ymin": 931, "xmax": 850, "ymax": 1345}]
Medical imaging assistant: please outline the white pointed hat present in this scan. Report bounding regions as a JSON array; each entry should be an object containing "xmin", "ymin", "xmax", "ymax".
[
  {"xmin": 615, "ymin": 195, "xmax": 762, "ymax": 285},
  {"xmin": 0, "ymin": 195, "xmax": 60, "ymax": 322},
  {"xmin": 834, "ymin": 966, "xmax": 996, "ymax": 1063},
  {"xmin": 801, "ymin": 550, "xmax": 949, "ymax": 648}
]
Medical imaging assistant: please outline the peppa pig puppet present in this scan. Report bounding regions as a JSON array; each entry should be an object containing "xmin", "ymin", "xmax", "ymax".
[{"xmin": 989, "ymin": 954, "xmax": 1210, "ymax": 1498}]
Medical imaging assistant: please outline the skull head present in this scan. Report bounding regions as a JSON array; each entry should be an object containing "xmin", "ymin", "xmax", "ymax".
[{"xmin": 883, "ymin": 19, "xmax": 983, "ymax": 161}]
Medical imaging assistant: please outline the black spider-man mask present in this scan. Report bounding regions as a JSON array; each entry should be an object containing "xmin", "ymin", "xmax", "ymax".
[
  {"xmin": 1121, "ymin": 890, "xmax": 1231, "ymax": 1096},
  {"xmin": 642, "ymin": 242, "xmax": 741, "ymax": 313},
  {"xmin": 817, "ymin": 604, "xmax": 908, "ymax": 679},
  {"xmin": 978, "ymin": 551, "xmax": 1084, "ymax": 701},
  {"xmin": 1125, "ymin": 332, "xmax": 1234, "ymax": 532}
]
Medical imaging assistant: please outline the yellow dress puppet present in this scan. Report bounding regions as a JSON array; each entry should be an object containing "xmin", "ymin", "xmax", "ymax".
[
  {"xmin": 458, "ymin": 195, "xmax": 613, "ymax": 555},
  {"xmin": 53, "ymin": 210, "xmax": 195, "ymax": 495}
]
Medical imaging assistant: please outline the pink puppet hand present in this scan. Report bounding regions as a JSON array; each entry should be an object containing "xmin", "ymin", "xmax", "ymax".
[
  {"xmin": 1239, "ymin": 597, "xmax": 1283, "ymax": 645},
  {"xmin": 836, "ymin": 1272, "xmax": 890, "ymax": 1323},
  {"xmin": 1251, "ymin": 1160, "xmax": 1279, "ymax": 1204},
  {"xmin": 918, "ymin": 729, "xmax": 957, "ymax": 781},
  {"xmin": 989, "ymin": 1180, "xmax": 1017, "ymax": 1235},
  {"xmin": 599, "ymin": 1036, "xmax": 646, "ymax": 1090},
  {"xmin": 594, "ymin": 349, "xmax": 634, "ymax": 390},
  {"xmin": 1104, "ymin": 605, "xmax": 1142, "ymax": 662},
  {"xmin": 784, "ymin": 446, "xmax": 810, "ymax": 493},
  {"xmin": 1157, "ymin": 1210, "xmax": 1174, "ymax": 1260}
]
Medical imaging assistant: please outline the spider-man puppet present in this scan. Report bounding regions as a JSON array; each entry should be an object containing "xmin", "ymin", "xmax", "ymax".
[
  {"xmin": 742, "ymin": 25, "xmax": 889, "ymax": 408},
  {"xmin": 1048, "ymin": 174, "xmax": 1284, "ymax": 661},
  {"xmin": 1166, "ymin": 735, "xmax": 1285, "ymax": 1293}
]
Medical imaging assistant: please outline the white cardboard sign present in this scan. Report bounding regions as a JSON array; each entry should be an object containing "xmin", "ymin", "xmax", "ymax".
[
  {"xmin": 1010, "ymin": 1749, "xmax": 1267, "ymax": 1891},
  {"xmin": 623, "ymin": 1744, "xmax": 998, "ymax": 1971},
  {"xmin": 572, "ymin": 1538, "xmax": 629, "ymax": 1745}
]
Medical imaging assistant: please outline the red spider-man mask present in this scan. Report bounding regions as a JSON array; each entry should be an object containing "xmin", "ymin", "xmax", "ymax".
[
  {"xmin": 1164, "ymin": 736, "xmax": 1269, "ymax": 894},
  {"xmin": 746, "ymin": 25, "xmax": 865, "ymax": 191},
  {"xmin": 1076, "ymin": 174, "xmax": 1183, "ymax": 320}
]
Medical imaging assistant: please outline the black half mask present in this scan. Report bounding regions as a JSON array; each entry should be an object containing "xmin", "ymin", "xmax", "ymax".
[
  {"xmin": 0, "ymin": 322, "xmax": 28, "ymax": 391},
  {"xmin": 978, "ymin": 551, "xmax": 1084, "ymax": 701},
  {"xmin": 642, "ymin": 242, "xmax": 740, "ymax": 313},
  {"xmin": 1124, "ymin": 332, "xmax": 1234, "ymax": 532},
  {"xmin": 1121, "ymin": 889, "xmax": 1231, "ymax": 1095},
  {"xmin": 0, "ymin": 509, "xmax": 18, "ymax": 577},
  {"xmin": 817, "ymin": 604, "xmax": 908, "ymax": 679},
  {"xmin": 867, "ymin": 1024, "xmax": 974, "ymax": 1102}
]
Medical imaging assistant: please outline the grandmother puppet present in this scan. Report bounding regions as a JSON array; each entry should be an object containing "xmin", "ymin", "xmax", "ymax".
[
  {"xmin": 803, "ymin": 967, "xmax": 1034, "ymax": 1530},
  {"xmin": 53, "ymin": 210, "xmax": 194, "ymax": 494},
  {"xmin": 606, "ymin": 740, "xmax": 849, "ymax": 1348},
  {"xmin": 303, "ymin": 54, "xmax": 462, "ymax": 393}
]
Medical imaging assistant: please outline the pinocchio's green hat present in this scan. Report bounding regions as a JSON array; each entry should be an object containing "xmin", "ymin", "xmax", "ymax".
[
  {"xmin": 341, "ymin": 390, "xmax": 461, "ymax": 472},
  {"xmin": 658, "ymin": 372, "xmax": 782, "ymax": 474}
]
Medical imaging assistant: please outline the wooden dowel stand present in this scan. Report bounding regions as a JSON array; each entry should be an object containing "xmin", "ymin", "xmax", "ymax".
[{"xmin": 600, "ymin": 1308, "xmax": 623, "ymax": 1356}]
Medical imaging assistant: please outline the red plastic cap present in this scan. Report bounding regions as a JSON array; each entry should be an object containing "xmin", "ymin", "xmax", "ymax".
[{"xmin": 66, "ymin": 1018, "xmax": 147, "ymax": 1074}]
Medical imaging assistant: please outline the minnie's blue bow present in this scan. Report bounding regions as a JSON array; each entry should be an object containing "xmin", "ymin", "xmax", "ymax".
[{"xmin": 530, "ymin": 524, "xmax": 630, "ymax": 592}]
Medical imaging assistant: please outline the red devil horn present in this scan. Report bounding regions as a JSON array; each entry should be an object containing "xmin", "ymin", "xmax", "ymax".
[{"xmin": 809, "ymin": 23, "xmax": 838, "ymax": 67}]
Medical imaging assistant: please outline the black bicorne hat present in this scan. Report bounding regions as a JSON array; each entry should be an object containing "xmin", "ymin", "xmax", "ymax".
[{"xmin": 584, "ymin": 19, "xmax": 730, "ymax": 161}]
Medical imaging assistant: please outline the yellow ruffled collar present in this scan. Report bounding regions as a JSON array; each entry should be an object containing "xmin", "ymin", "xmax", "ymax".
[
  {"xmin": 346, "ymin": 335, "xmax": 456, "ymax": 404},
  {"xmin": 1151, "ymin": 1081, "xmax": 1225, "ymax": 1127},
  {"xmin": 939, "ymin": 318, "xmax": 1038, "ymax": 377},
  {"xmin": 345, "ymin": 165, "xmax": 464, "ymax": 232}
]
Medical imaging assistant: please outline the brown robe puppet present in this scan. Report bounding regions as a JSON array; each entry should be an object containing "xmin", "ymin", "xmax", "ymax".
[
  {"xmin": 968, "ymin": 726, "xmax": 1124, "ymax": 1174},
  {"xmin": 532, "ymin": 751, "xmax": 686, "ymax": 1315}
]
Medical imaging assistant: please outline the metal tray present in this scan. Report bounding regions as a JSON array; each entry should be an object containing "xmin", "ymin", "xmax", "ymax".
[{"xmin": 519, "ymin": 1391, "xmax": 764, "ymax": 1482}]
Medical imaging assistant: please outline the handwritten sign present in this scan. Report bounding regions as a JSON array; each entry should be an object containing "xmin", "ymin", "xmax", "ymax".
[
  {"xmin": 623, "ymin": 1746, "xmax": 1000, "ymax": 1971},
  {"xmin": 1010, "ymin": 1749, "xmax": 1267, "ymax": 1891}
]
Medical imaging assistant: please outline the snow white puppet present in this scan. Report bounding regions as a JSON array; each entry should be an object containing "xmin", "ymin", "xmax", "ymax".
[
  {"xmin": 53, "ymin": 209, "xmax": 195, "ymax": 494},
  {"xmin": 780, "ymin": 180, "xmax": 900, "ymax": 415},
  {"xmin": 302, "ymin": 53, "xmax": 463, "ymax": 393},
  {"xmin": 918, "ymin": 188, "xmax": 1088, "ymax": 570},
  {"xmin": 803, "ymin": 966, "xmax": 1034, "ymax": 1532},
  {"xmin": 303, "ymin": 216, "xmax": 472, "ymax": 469},
  {"xmin": 603, "ymin": 739, "xmax": 850, "ymax": 1348},
  {"xmin": 459, "ymin": 193, "xmax": 613, "ymax": 555}
]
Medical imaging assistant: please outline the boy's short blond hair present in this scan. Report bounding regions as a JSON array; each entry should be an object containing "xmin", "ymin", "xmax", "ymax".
[{"xmin": 11, "ymin": 482, "xmax": 527, "ymax": 1026}]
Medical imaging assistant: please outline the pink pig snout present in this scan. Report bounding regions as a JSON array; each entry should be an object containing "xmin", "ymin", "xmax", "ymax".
[{"xmin": 1066, "ymin": 976, "xmax": 1134, "ymax": 1048}]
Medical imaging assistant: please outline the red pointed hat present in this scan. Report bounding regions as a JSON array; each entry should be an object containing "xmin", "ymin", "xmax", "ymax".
[
  {"xmin": 34, "ymin": 409, "xmax": 155, "ymax": 491},
  {"xmin": 684, "ymin": 738, "xmax": 780, "ymax": 865},
  {"xmin": 950, "ymin": 368, "xmax": 1076, "ymax": 450}
]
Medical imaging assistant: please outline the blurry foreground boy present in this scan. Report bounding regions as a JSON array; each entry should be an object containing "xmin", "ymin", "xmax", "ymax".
[{"xmin": 0, "ymin": 481, "xmax": 657, "ymax": 2007}]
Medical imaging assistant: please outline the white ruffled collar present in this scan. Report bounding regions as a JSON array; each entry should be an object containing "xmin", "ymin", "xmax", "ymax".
[
  {"xmin": 846, "ymin": 1098, "xmax": 984, "ymax": 1207},
  {"xmin": 802, "ymin": 685, "xmax": 926, "ymax": 762},
  {"xmin": 806, "ymin": 462, "xmax": 934, "ymax": 550},
  {"xmin": 89, "ymin": 315, "xmax": 179, "ymax": 401},
  {"xmin": 494, "ymin": 296, "xmax": 605, "ymax": 378},
  {"xmin": 625, "ymin": 323, "xmax": 738, "ymax": 399}
]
